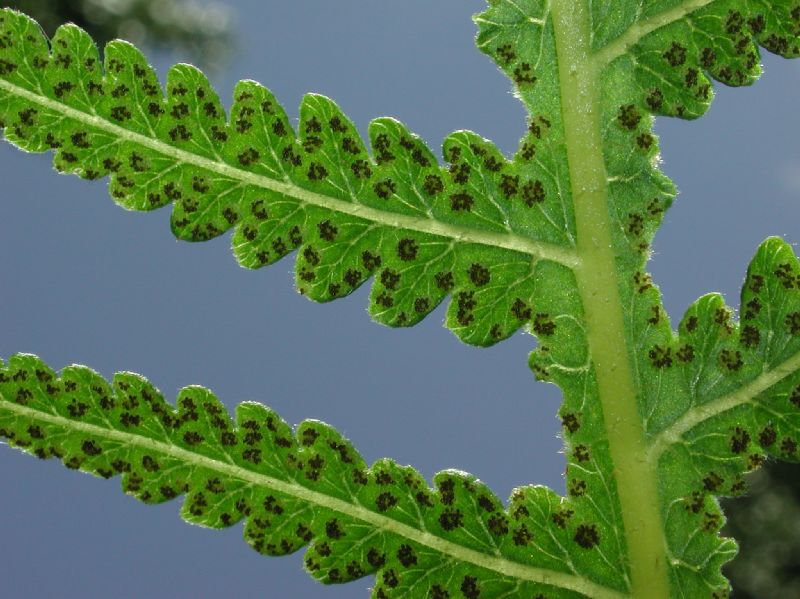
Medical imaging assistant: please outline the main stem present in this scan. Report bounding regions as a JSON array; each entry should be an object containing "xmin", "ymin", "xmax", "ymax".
[{"xmin": 550, "ymin": 3, "xmax": 670, "ymax": 598}]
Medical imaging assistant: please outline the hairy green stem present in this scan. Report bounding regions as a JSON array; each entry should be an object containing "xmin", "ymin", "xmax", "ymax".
[{"xmin": 551, "ymin": 2, "xmax": 670, "ymax": 597}]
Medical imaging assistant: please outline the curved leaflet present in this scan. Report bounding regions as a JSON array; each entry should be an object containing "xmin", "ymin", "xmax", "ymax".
[
  {"xmin": 0, "ymin": 353, "xmax": 624, "ymax": 599},
  {"xmin": 0, "ymin": 8, "xmax": 578, "ymax": 348}
]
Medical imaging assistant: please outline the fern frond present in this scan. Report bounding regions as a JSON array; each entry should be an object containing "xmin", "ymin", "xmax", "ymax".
[
  {"xmin": 643, "ymin": 237, "xmax": 800, "ymax": 593},
  {"xmin": 0, "ymin": 8, "xmax": 581, "ymax": 348},
  {"xmin": 475, "ymin": 2, "xmax": 800, "ymax": 597},
  {"xmin": 1, "ymin": 352, "xmax": 627, "ymax": 599},
  {"xmin": 2, "ymin": 2, "xmax": 800, "ymax": 598}
]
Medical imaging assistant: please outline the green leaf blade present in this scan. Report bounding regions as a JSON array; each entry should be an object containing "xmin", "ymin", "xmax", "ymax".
[
  {"xmin": 477, "ymin": 1, "xmax": 800, "ymax": 596},
  {"xmin": 596, "ymin": 3, "xmax": 800, "ymax": 594},
  {"xmin": 0, "ymin": 352, "xmax": 633, "ymax": 599},
  {"xmin": 640, "ymin": 238, "xmax": 800, "ymax": 598},
  {"xmin": 0, "ymin": 8, "xmax": 579, "ymax": 351}
]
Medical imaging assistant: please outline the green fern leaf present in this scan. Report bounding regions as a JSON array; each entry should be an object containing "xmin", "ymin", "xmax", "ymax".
[
  {"xmin": 643, "ymin": 237, "xmax": 800, "ymax": 595},
  {"xmin": 2, "ymin": 2, "xmax": 800, "ymax": 598},
  {"xmin": 0, "ymin": 8, "xmax": 579, "ymax": 348},
  {"xmin": 1, "ymin": 352, "xmax": 629, "ymax": 599}
]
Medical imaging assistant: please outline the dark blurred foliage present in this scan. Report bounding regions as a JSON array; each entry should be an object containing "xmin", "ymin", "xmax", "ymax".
[
  {"xmin": 724, "ymin": 461, "xmax": 800, "ymax": 598},
  {"xmin": 4, "ymin": 0, "xmax": 234, "ymax": 70}
]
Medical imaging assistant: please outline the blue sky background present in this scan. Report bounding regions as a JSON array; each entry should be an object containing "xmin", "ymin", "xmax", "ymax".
[{"xmin": 1, "ymin": 1, "xmax": 799, "ymax": 597}]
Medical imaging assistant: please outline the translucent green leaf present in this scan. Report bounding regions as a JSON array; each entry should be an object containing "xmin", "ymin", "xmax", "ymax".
[
  {"xmin": 642, "ymin": 238, "xmax": 800, "ymax": 595},
  {"xmin": 474, "ymin": 2, "xmax": 800, "ymax": 597},
  {"xmin": 2, "ymin": 2, "xmax": 800, "ymax": 598},
  {"xmin": 0, "ymin": 8, "xmax": 579, "ymax": 349},
  {"xmin": 1, "ymin": 353, "xmax": 629, "ymax": 599}
]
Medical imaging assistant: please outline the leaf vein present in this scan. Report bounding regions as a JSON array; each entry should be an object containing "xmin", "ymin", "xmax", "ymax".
[
  {"xmin": 0, "ymin": 78, "xmax": 579, "ymax": 269},
  {"xmin": 593, "ymin": 0, "xmax": 717, "ymax": 67}
]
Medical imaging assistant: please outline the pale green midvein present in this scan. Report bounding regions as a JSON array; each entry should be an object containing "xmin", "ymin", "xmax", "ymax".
[
  {"xmin": 593, "ymin": 0, "xmax": 717, "ymax": 67},
  {"xmin": 0, "ymin": 397, "xmax": 627, "ymax": 599},
  {"xmin": 551, "ymin": 1, "xmax": 671, "ymax": 598},
  {"xmin": 0, "ymin": 78, "xmax": 579, "ymax": 269},
  {"xmin": 647, "ymin": 348, "xmax": 800, "ymax": 465}
]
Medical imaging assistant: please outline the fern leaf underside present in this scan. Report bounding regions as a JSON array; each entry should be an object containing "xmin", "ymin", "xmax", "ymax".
[
  {"xmin": 0, "ymin": 352, "xmax": 625, "ymax": 599},
  {"xmin": 1, "ymin": 2, "xmax": 800, "ymax": 598}
]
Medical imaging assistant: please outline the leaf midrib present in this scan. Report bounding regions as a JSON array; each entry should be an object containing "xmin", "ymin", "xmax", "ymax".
[
  {"xmin": 551, "ymin": 1, "xmax": 670, "ymax": 597},
  {"xmin": 0, "ymin": 394, "xmax": 627, "ymax": 599},
  {"xmin": 0, "ymin": 78, "xmax": 579, "ymax": 269}
]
